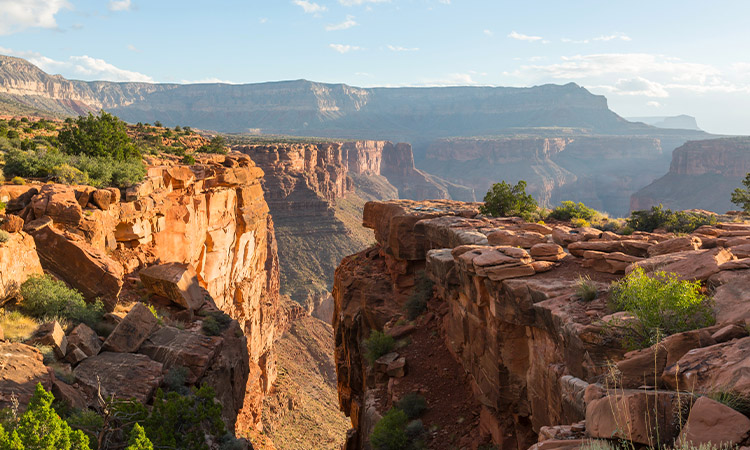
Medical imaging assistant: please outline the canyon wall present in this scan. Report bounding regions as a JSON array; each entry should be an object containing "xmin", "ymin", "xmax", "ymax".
[
  {"xmin": 333, "ymin": 199, "xmax": 750, "ymax": 449},
  {"xmin": 631, "ymin": 137, "xmax": 750, "ymax": 212},
  {"xmin": 1, "ymin": 153, "xmax": 279, "ymax": 433},
  {"xmin": 421, "ymin": 136, "xmax": 672, "ymax": 216}
]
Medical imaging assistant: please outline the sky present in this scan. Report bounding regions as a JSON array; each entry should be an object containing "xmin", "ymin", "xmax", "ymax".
[{"xmin": 1, "ymin": 0, "xmax": 750, "ymax": 134}]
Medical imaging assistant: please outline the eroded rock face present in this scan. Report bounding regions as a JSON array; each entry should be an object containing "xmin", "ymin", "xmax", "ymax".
[
  {"xmin": 0, "ymin": 231, "xmax": 43, "ymax": 302},
  {"xmin": 74, "ymin": 352, "xmax": 164, "ymax": 404},
  {"xmin": 0, "ymin": 342, "xmax": 53, "ymax": 410}
]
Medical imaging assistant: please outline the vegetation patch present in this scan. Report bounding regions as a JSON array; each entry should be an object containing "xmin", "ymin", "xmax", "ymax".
[
  {"xmin": 479, "ymin": 180, "xmax": 538, "ymax": 220},
  {"xmin": 732, "ymin": 173, "xmax": 750, "ymax": 213},
  {"xmin": 609, "ymin": 267, "xmax": 714, "ymax": 349},
  {"xmin": 364, "ymin": 330, "xmax": 395, "ymax": 365},
  {"xmin": 404, "ymin": 271, "xmax": 434, "ymax": 320},
  {"xmin": 20, "ymin": 275, "xmax": 104, "ymax": 327},
  {"xmin": 627, "ymin": 204, "xmax": 717, "ymax": 233},
  {"xmin": 549, "ymin": 200, "xmax": 598, "ymax": 222},
  {"xmin": 0, "ymin": 310, "xmax": 40, "ymax": 341},
  {"xmin": 575, "ymin": 275, "xmax": 598, "ymax": 302}
]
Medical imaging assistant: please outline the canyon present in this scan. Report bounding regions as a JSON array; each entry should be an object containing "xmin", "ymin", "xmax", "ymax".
[
  {"xmin": 333, "ymin": 199, "xmax": 750, "ymax": 449},
  {"xmin": 631, "ymin": 137, "xmax": 750, "ymax": 213}
]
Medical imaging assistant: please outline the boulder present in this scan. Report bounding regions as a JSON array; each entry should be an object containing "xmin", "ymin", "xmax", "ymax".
[
  {"xmin": 663, "ymin": 336, "xmax": 750, "ymax": 393},
  {"xmin": 139, "ymin": 263, "xmax": 205, "ymax": 310},
  {"xmin": 647, "ymin": 236, "xmax": 702, "ymax": 257},
  {"xmin": 586, "ymin": 390, "xmax": 690, "ymax": 445},
  {"xmin": 73, "ymin": 352, "xmax": 163, "ymax": 404},
  {"xmin": 374, "ymin": 352, "xmax": 400, "ymax": 375},
  {"xmin": 91, "ymin": 189, "xmax": 112, "ymax": 210},
  {"xmin": 711, "ymin": 324, "xmax": 748, "ymax": 343},
  {"xmin": 530, "ymin": 243, "xmax": 566, "ymax": 262},
  {"xmin": 582, "ymin": 251, "xmax": 641, "ymax": 274},
  {"xmin": 627, "ymin": 248, "xmax": 734, "ymax": 281},
  {"xmin": 139, "ymin": 326, "xmax": 223, "ymax": 384},
  {"xmin": 0, "ymin": 342, "xmax": 53, "ymax": 410},
  {"xmin": 27, "ymin": 321, "xmax": 67, "ymax": 359},
  {"xmin": 568, "ymin": 240, "xmax": 652, "ymax": 257},
  {"xmin": 66, "ymin": 323, "xmax": 102, "ymax": 358},
  {"xmin": 487, "ymin": 229, "xmax": 546, "ymax": 248},
  {"xmin": 74, "ymin": 186, "xmax": 97, "ymax": 209},
  {"xmin": 102, "ymin": 302, "xmax": 158, "ymax": 353},
  {"xmin": 30, "ymin": 224, "xmax": 124, "ymax": 307},
  {"xmin": 0, "ymin": 232, "xmax": 43, "ymax": 302},
  {"xmin": 30, "ymin": 185, "xmax": 83, "ymax": 225},
  {"xmin": 386, "ymin": 357, "xmax": 407, "ymax": 378},
  {"xmin": 52, "ymin": 379, "xmax": 87, "ymax": 410},
  {"xmin": 680, "ymin": 396, "xmax": 750, "ymax": 445},
  {"xmin": 714, "ymin": 279, "xmax": 750, "ymax": 324}
]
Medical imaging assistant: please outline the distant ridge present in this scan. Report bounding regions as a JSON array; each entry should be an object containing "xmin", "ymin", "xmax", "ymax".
[
  {"xmin": 627, "ymin": 115, "xmax": 702, "ymax": 131},
  {"xmin": 0, "ymin": 54, "xmax": 689, "ymax": 141}
]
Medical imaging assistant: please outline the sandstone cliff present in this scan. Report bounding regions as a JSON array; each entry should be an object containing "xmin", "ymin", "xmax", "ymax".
[
  {"xmin": 631, "ymin": 137, "xmax": 750, "ymax": 212},
  {"xmin": 333, "ymin": 199, "xmax": 750, "ymax": 449},
  {"xmin": 421, "ymin": 136, "xmax": 674, "ymax": 216},
  {"xmin": 0, "ymin": 152, "xmax": 280, "ymax": 434}
]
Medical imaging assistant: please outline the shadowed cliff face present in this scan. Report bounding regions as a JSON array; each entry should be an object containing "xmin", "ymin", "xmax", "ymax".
[{"xmin": 631, "ymin": 137, "xmax": 750, "ymax": 212}]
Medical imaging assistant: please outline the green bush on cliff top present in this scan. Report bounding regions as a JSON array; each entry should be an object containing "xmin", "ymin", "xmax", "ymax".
[
  {"xmin": 627, "ymin": 204, "xmax": 716, "ymax": 234},
  {"xmin": 731, "ymin": 173, "xmax": 750, "ymax": 213},
  {"xmin": 480, "ymin": 180, "xmax": 538, "ymax": 220},
  {"xmin": 20, "ymin": 275, "xmax": 104, "ymax": 327}
]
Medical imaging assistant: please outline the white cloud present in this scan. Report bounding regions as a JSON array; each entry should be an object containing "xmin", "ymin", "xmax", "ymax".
[
  {"xmin": 329, "ymin": 43, "xmax": 362, "ymax": 53},
  {"xmin": 483, "ymin": 29, "xmax": 493, "ymax": 37},
  {"xmin": 508, "ymin": 31, "xmax": 542, "ymax": 42},
  {"xmin": 387, "ymin": 45, "xmax": 419, "ymax": 52},
  {"xmin": 181, "ymin": 77, "xmax": 235, "ymax": 84},
  {"xmin": 259, "ymin": 17, "xmax": 268, "ymax": 24},
  {"xmin": 326, "ymin": 15, "xmax": 357, "ymax": 31},
  {"xmin": 612, "ymin": 77, "xmax": 669, "ymax": 98},
  {"xmin": 339, "ymin": 0, "xmax": 390, "ymax": 5},
  {"xmin": 6, "ymin": 49, "xmax": 154, "ymax": 82},
  {"xmin": 437, "ymin": 0, "xmax": 451, "ymax": 3},
  {"xmin": 594, "ymin": 33, "xmax": 631, "ymax": 42},
  {"xmin": 108, "ymin": 0, "xmax": 132, "ymax": 11},
  {"xmin": 420, "ymin": 73, "xmax": 478, "ymax": 86},
  {"xmin": 647, "ymin": 101, "xmax": 662, "ymax": 107},
  {"xmin": 0, "ymin": 0, "xmax": 71, "ymax": 35},
  {"xmin": 293, "ymin": 0, "xmax": 326, "ymax": 14},
  {"xmin": 126, "ymin": 44, "xmax": 141, "ymax": 52}
]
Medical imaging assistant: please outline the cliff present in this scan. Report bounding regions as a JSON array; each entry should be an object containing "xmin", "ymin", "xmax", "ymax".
[
  {"xmin": 0, "ymin": 152, "xmax": 280, "ymax": 435},
  {"xmin": 333, "ymin": 199, "xmax": 750, "ymax": 448},
  {"xmin": 631, "ymin": 137, "xmax": 750, "ymax": 212},
  {"xmin": 421, "ymin": 136, "xmax": 671, "ymax": 216},
  {"xmin": 0, "ymin": 55, "xmax": 678, "ymax": 140}
]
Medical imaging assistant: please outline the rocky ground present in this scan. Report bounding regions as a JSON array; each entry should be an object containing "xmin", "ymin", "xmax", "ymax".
[{"xmin": 333, "ymin": 199, "xmax": 750, "ymax": 450}]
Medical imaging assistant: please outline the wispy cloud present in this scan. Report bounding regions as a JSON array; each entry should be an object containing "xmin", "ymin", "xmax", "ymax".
[
  {"xmin": 387, "ymin": 45, "xmax": 419, "ymax": 52},
  {"xmin": 108, "ymin": 0, "xmax": 132, "ymax": 11},
  {"xmin": 562, "ymin": 33, "xmax": 631, "ymax": 44},
  {"xmin": 293, "ymin": 0, "xmax": 326, "ymax": 14},
  {"xmin": 329, "ymin": 43, "xmax": 362, "ymax": 53},
  {"xmin": 508, "ymin": 31, "xmax": 542, "ymax": 42},
  {"xmin": 326, "ymin": 15, "xmax": 357, "ymax": 31},
  {"xmin": 0, "ymin": 0, "xmax": 71, "ymax": 35},
  {"xmin": 483, "ymin": 29, "xmax": 493, "ymax": 37},
  {"xmin": 126, "ymin": 44, "xmax": 141, "ymax": 52},
  {"xmin": 647, "ymin": 101, "xmax": 662, "ymax": 107},
  {"xmin": 339, "ymin": 0, "xmax": 390, "ymax": 5}
]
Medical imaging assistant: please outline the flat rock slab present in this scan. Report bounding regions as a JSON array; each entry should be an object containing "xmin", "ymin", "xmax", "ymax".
[
  {"xmin": 140, "ymin": 326, "xmax": 223, "ymax": 384},
  {"xmin": 66, "ymin": 323, "xmax": 102, "ymax": 359},
  {"xmin": 0, "ymin": 342, "xmax": 53, "ymax": 409},
  {"xmin": 139, "ymin": 263, "xmax": 205, "ymax": 310},
  {"xmin": 103, "ymin": 302, "xmax": 158, "ymax": 353},
  {"xmin": 73, "ymin": 352, "xmax": 163, "ymax": 404},
  {"xmin": 681, "ymin": 396, "xmax": 750, "ymax": 445}
]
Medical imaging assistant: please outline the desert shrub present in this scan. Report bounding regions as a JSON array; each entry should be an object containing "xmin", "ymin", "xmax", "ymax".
[
  {"xmin": 11, "ymin": 176, "xmax": 25, "ymax": 185},
  {"xmin": 218, "ymin": 433, "xmax": 246, "ymax": 450},
  {"xmin": 708, "ymin": 389, "xmax": 750, "ymax": 417},
  {"xmin": 182, "ymin": 154, "xmax": 196, "ymax": 165},
  {"xmin": 0, "ymin": 230, "xmax": 9, "ymax": 244},
  {"xmin": 732, "ymin": 173, "xmax": 750, "ymax": 213},
  {"xmin": 144, "ymin": 385, "xmax": 225, "ymax": 450},
  {"xmin": 396, "ymin": 393, "xmax": 427, "ymax": 419},
  {"xmin": 370, "ymin": 408, "xmax": 409, "ymax": 450},
  {"xmin": 200, "ymin": 311, "xmax": 232, "ymax": 336},
  {"xmin": 51, "ymin": 164, "xmax": 89, "ymax": 185},
  {"xmin": 570, "ymin": 217, "xmax": 591, "ymax": 228},
  {"xmin": 364, "ymin": 330, "xmax": 395, "ymax": 365},
  {"xmin": 627, "ymin": 204, "xmax": 717, "ymax": 233},
  {"xmin": 6, "ymin": 129, "xmax": 19, "ymax": 139},
  {"xmin": 404, "ymin": 271, "xmax": 433, "ymax": 320},
  {"xmin": 20, "ymin": 275, "xmax": 104, "ymax": 327},
  {"xmin": 65, "ymin": 408, "xmax": 104, "ymax": 444},
  {"xmin": 0, "ymin": 383, "xmax": 91, "ymax": 449},
  {"xmin": 609, "ymin": 267, "xmax": 714, "ymax": 348},
  {"xmin": 197, "ymin": 136, "xmax": 228, "ymax": 154},
  {"xmin": 575, "ymin": 275, "xmax": 598, "ymax": 302},
  {"xmin": 0, "ymin": 201, "xmax": 6, "ymax": 213},
  {"xmin": 480, "ymin": 180, "xmax": 538, "ymax": 219},
  {"xmin": 125, "ymin": 423, "xmax": 154, "ymax": 450},
  {"xmin": 549, "ymin": 201, "xmax": 598, "ymax": 222},
  {"xmin": 163, "ymin": 366, "xmax": 190, "ymax": 395},
  {"xmin": 404, "ymin": 419, "xmax": 424, "ymax": 441},
  {"xmin": 59, "ymin": 111, "xmax": 140, "ymax": 160}
]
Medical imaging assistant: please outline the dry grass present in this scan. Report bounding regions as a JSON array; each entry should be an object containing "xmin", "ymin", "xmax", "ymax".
[{"xmin": 0, "ymin": 309, "xmax": 40, "ymax": 341}]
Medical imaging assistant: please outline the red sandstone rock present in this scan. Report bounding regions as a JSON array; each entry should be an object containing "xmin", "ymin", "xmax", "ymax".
[
  {"xmin": 663, "ymin": 336, "xmax": 750, "ymax": 393},
  {"xmin": 102, "ymin": 302, "xmax": 158, "ymax": 353},
  {"xmin": 140, "ymin": 326, "xmax": 223, "ymax": 384},
  {"xmin": 0, "ymin": 342, "xmax": 53, "ymax": 410},
  {"xmin": 680, "ymin": 396, "xmax": 750, "ymax": 445},
  {"xmin": 66, "ymin": 323, "xmax": 102, "ymax": 359},
  {"xmin": 27, "ymin": 321, "xmax": 67, "ymax": 359},
  {"xmin": 30, "ymin": 185, "xmax": 83, "ymax": 225},
  {"xmin": 648, "ymin": 236, "xmax": 702, "ymax": 256},
  {"xmin": 714, "ymin": 278, "xmax": 750, "ymax": 324},
  {"xmin": 74, "ymin": 352, "xmax": 163, "ymax": 404},
  {"xmin": 139, "ymin": 263, "xmax": 205, "ymax": 310},
  {"xmin": 0, "ymin": 231, "xmax": 43, "ymax": 302},
  {"xmin": 91, "ymin": 189, "xmax": 112, "ymax": 210},
  {"xmin": 0, "ymin": 214, "xmax": 23, "ymax": 232},
  {"xmin": 627, "ymin": 247, "xmax": 734, "ymax": 281},
  {"xmin": 529, "ymin": 243, "xmax": 566, "ymax": 261}
]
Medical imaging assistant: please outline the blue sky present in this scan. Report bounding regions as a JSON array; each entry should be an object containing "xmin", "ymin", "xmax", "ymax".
[{"xmin": 1, "ymin": 0, "xmax": 750, "ymax": 134}]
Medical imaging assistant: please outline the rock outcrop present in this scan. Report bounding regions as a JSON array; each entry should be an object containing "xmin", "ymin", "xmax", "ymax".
[
  {"xmin": 631, "ymin": 137, "xmax": 750, "ymax": 213},
  {"xmin": 333, "ymin": 199, "xmax": 750, "ymax": 449}
]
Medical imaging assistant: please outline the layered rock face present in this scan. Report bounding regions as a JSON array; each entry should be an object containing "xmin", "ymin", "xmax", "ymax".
[
  {"xmin": 421, "ymin": 136, "xmax": 670, "ymax": 215},
  {"xmin": 631, "ymin": 137, "xmax": 750, "ymax": 212},
  {"xmin": 3, "ymin": 153, "xmax": 280, "ymax": 431},
  {"xmin": 334, "ymin": 200, "xmax": 750, "ymax": 449}
]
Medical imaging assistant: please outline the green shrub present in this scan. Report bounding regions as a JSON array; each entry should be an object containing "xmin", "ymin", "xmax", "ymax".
[
  {"xmin": 549, "ymin": 201, "xmax": 598, "ymax": 222},
  {"xmin": 0, "ymin": 230, "xmax": 9, "ymax": 244},
  {"xmin": 0, "ymin": 383, "xmax": 92, "ymax": 449},
  {"xmin": 58, "ymin": 111, "xmax": 140, "ymax": 161},
  {"xmin": 197, "ymin": 136, "xmax": 228, "ymax": 154},
  {"xmin": 575, "ymin": 275, "xmax": 598, "ymax": 302},
  {"xmin": 570, "ymin": 217, "xmax": 591, "ymax": 228},
  {"xmin": 11, "ymin": 176, "xmax": 25, "ymax": 185},
  {"xmin": 200, "ymin": 311, "xmax": 232, "ymax": 336},
  {"xmin": 182, "ymin": 154, "xmax": 196, "ymax": 165},
  {"xmin": 20, "ymin": 275, "xmax": 104, "ymax": 327},
  {"xmin": 610, "ymin": 267, "xmax": 715, "ymax": 348},
  {"xmin": 163, "ymin": 366, "xmax": 190, "ymax": 395},
  {"xmin": 627, "ymin": 204, "xmax": 717, "ymax": 233},
  {"xmin": 51, "ymin": 164, "xmax": 89, "ymax": 185},
  {"xmin": 396, "ymin": 393, "xmax": 427, "ymax": 419},
  {"xmin": 404, "ymin": 271, "xmax": 433, "ymax": 320},
  {"xmin": 404, "ymin": 419, "xmax": 424, "ymax": 441},
  {"xmin": 731, "ymin": 173, "xmax": 750, "ymax": 213},
  {"xmin": 364, "ymin": 330, "xmax": 396, "ymax": 365},
  {"xmin": 370, "ymin": 408, "xmax": 409, "ymax": 450},
  {"xmin": 480, "ymin": 180, "xmax": 538, "ymax": 219},
  {"xmin": 125, "ymin": 423, "xmax": 153, "ymax": 450},
  {"xmin": 708, "ymin": 390, "xmax": 750, "ymax": 417}
]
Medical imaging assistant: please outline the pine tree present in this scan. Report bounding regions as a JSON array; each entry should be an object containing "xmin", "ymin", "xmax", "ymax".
[{"xmin": 125, "ymin": 424, "xmax": 153, "ymax": 450}]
